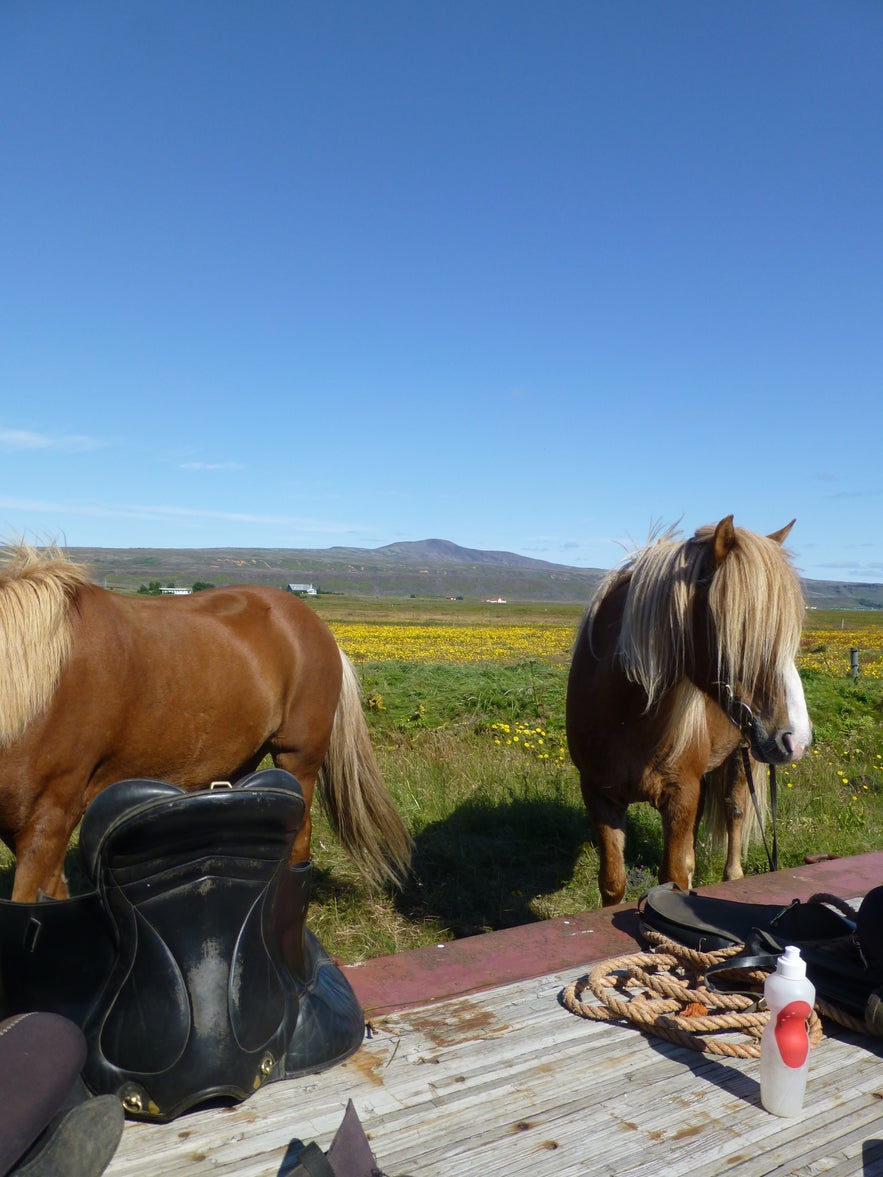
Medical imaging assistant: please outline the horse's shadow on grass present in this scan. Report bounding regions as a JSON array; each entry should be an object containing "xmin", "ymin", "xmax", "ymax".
[
  {"xmin": 394, "ymin": 794, "xmax": 586, "ymax": 937},
  {"xmin": 383, "ymin": 795, "xmax": 664, "ymax": 939}
]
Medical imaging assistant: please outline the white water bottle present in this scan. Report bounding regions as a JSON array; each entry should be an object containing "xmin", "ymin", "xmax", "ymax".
[{"xmin": 760, "ymin": 945, "xmax": 816, "ymax": 1116}]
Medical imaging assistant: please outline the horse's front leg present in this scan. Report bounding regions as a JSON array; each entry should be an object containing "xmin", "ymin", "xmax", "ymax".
[
  {"xmin": 722, "ymin": 754, "xmax": 747, "ymax": 881},
  {"xmin": 581, "ymin": 779, "xmax": 628, "ymax": 906},
  {"xmin": 11, "ymin": 809, "xmax": 73, "ymax": 902},
  {"xmin": 272, "ymin": 753, "xmax": 317, "ymax": 866},
  {"xmin": 658, "ymin": 778, "xmax": 701, "ymax": 891},
  {"xmin": 289, "ymin": 800, "xmax": 313, "ymax": 866}
]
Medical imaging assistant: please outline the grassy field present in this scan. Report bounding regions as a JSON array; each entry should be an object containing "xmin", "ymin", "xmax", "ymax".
[
  {"xmin": 2, "ymin": 601, "xmax": 882, "ymax": 965},
  {"xmin": 292, "ymin": 605, "xmax": 883, "ymax": 961}
]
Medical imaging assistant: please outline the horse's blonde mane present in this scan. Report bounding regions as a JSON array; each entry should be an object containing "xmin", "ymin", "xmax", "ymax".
[
  {"xmin": 0, "ymin": 542, "xmax": 91, "ymax": 747},
  {"xmin": 590, "ymin": 522, "xmax": 804, "ymax": 717}
]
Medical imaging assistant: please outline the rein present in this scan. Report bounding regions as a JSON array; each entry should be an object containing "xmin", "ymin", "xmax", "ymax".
[
  {"xmin": 740, "ymin": 741, "xmax": 778, "ymax": 874},
  {"xmin": 717, "ymin": 682, "xmax": 779, "ymax": 873}
]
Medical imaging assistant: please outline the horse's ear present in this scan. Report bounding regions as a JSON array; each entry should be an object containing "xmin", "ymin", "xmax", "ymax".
[
  {"xmin": 712, "ymin": 515, "xmax": 736, "ymax": 566},
  {"xmin": 767, "ymin": 519, "xmax": 796, "ymax": 545}
]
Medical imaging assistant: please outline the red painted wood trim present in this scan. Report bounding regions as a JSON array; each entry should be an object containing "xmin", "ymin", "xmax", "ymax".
[{"xmin": 344, "ymin": 851, "xmax": 883, "ymax": 1017}]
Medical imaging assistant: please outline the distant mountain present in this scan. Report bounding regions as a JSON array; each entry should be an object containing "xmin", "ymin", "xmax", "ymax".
[
  {"xmin": 354, "ymin": 538, "xmax": 566, "ymax": 569},
  {"xmin": 802, "ymin": 579, "xmax": 883, "ymax": 611},
  {"xmin": 67, "ymin": 539, "xmax": 605, "ymax": 602},
  {"xmin": 65, "ymin": 539, "xmax": 883, "ymax": 608}
]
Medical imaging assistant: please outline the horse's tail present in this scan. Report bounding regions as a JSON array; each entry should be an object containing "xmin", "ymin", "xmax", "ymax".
[
  {"xmin": 702, "ymin": 751, "xmax": 768, "ymax": 852},
  {"xmin": 317, "ymin": 650, "xmax": 413, "ymax": 888}
]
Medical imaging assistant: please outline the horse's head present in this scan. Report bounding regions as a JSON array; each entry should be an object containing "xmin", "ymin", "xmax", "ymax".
[{"xmin": 693, "ymin": 516, "xmax": 812, "ymax": 765}]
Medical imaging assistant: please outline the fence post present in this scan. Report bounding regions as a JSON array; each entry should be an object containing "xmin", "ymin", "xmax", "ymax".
[{"xmin": 850, "ymin": 647, "xmax": 860, "ymax": 681}]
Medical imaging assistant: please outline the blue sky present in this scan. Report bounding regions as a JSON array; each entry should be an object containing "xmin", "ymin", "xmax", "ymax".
[{"xmin": 2, "ymin": 2, "xmax": 881, "ymax": 582}]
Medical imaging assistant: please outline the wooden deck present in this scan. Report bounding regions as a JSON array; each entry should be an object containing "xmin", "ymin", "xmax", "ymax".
[{"xmin": 105, "ymin": 853, "xmax": 883, "ymax": 1177}]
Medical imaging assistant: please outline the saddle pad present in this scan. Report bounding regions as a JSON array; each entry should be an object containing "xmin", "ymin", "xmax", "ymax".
[{"xmin": 638, "ymin": 883, "xmax": 855, "ymax": 953}]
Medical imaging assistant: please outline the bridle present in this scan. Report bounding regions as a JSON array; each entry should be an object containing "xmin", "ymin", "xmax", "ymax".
[{"xmin": 716, "ymin": 680, "xmax": 779, "ymax": 873}]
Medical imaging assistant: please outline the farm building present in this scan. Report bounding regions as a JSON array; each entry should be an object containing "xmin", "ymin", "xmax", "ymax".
[{"xmin": 286, "ymin": 583, "xmax": 317, "ymax": 596}]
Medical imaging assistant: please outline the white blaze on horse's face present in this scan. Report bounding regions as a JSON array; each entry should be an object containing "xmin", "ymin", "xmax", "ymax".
[{"xmin": 783, "ymin": 661, "xmax": 812, "ymax": 761}]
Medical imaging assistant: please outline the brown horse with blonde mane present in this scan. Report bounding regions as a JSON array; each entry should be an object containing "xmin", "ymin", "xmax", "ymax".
[
  {"xmin": 566, "ymin": 516, "xmax": 812, "ymax": 906},
  {"xmin": 0, "ymin": 543, "xmax": 412, "ymax": 902}
]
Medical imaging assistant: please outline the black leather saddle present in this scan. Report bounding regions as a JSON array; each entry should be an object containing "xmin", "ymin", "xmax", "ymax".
[{"xmin": 0, "ymin": 769, "xmax": 364, "ymax": 1121}]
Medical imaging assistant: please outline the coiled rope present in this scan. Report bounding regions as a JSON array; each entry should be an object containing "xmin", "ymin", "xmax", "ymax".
[{"xmin": 560, "ymin": 934, "xmax": 824, "ymax": 1059}]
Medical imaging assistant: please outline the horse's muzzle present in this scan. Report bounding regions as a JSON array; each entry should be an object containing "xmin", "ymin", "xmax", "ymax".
[{"xmin": 750, "ymin": 721, "xmax": 810, "ymax": 765}]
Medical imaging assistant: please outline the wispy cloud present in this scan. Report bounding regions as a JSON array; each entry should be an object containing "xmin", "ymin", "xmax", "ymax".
[
  {"xmin": 828, "ymin": 488, "xmax": 882, "ymax": 500},
  {"xmin": 0, "ymin": 428, "xmax": 105, "ymax": 453},
  {"xmin": 179, "ymin": 461, "xmax": 246, "ymax": 472},
  {"xmin": 0, "ymin": 495, "xmax": 367, "ymax": 534},
  {"xmin": 815, "ymin": 564, "xmax": 883, "ymax": 582}
]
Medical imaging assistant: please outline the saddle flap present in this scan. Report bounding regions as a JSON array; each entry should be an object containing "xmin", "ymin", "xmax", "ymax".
[{"xmin": 99, "ymin": 908, "xmax": 191, "ymax": 1072}]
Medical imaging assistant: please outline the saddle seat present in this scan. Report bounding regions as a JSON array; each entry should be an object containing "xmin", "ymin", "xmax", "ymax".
[{"xmin": 0, "ymin": 769, "xmax": 364, "ymax": 1121}]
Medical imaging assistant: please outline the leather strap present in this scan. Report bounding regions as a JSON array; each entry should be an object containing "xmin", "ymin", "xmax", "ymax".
[
  {"xmin": 289, "ymin": 1142, "xmax": 336, "ymax": 1177},
  {"xmin": 741, "ymin": 742, "xmax": 778, "ymax": 872},
  {"xmin": 705, "ymin": 923, "xmax": 790, "ymax": 995}
]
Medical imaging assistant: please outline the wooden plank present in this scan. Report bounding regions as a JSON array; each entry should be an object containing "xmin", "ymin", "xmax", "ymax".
[{"xmin": 105, "ymin": 967, "xmax": 883, "ymax": 1177}]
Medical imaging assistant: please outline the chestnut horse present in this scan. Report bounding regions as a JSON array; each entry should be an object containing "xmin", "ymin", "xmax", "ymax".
[
  {"xmin": 0, "ymin": 543, "xmax": 412, "ymax": 902},
  {"xmin": 566, "ymin": 517, "xmax": 812, "ymax": 906}
]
